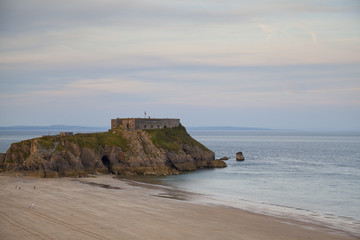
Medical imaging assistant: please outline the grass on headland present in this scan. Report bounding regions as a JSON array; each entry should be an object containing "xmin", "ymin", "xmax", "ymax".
[
  {"xmin": 32, "ymin": 131, "xmax": 130, "ymax": 153},
  {"xmin": 145, "ymin": 125, "xmax": 211, "ymax": 152},
  {"xmin": 67, "ymin": 131, "xmax": 130, "ymax": 152}
]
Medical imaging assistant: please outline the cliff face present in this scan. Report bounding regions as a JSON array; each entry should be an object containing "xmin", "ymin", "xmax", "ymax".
[{"xmin": 0, "ymin": 126, "xmax": 226, "ymax": 177}]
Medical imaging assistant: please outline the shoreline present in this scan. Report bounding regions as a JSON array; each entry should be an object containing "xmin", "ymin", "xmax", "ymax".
[
  {"xmin": 1, "ymin": 175, "xmax": 359, "ymax": 240},
  {"xmin": 118, "ymin": 175, "xmax": 360, "ymax": 238}
]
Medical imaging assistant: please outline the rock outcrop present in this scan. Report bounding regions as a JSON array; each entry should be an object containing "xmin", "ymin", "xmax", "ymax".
[
  {"xmin": 0, "ymin": 126, "xmax": 226, "ymax": 177},
  {"xmin": 0, "ymin": 153, "xmax": 5, "ymax": 167},
  {"xmin": 236, "ymin": 152, "xmax": 245, "ymax": 161}
]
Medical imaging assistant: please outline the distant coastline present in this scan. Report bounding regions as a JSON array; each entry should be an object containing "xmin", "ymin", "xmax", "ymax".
[
  {"xmin": 0, "ymin": 125, "xmax": 108, "ymax": 131},
  {"xmin": 187, "ymin": 126, "xmax": 271, "ymax": 130}
]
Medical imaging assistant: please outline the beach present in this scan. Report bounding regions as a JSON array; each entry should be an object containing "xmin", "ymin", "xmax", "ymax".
[{"xmin": 0, "ymin": 175, "xmax": 358, "ymax": 240}]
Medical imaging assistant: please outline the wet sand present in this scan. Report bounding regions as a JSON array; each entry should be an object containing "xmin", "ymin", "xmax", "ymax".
[{"xmin": 0, "ymin": 175, "xmax": 358, "ymax": 240}]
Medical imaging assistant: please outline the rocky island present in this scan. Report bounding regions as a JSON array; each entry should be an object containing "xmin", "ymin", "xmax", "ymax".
[{"xmin": 0, "ymin": 119, "xmax": 227, "ymax": 177}]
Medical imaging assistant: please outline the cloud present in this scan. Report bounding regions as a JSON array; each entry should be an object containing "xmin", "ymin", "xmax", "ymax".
[
  {"xmin": 258, "ymin": 24, "xmax": 275, "ymax": 34},
  {"xmin": 257, "ymin": 23, "xmax": 276, "ymax": 40},
  {"xmin": 1, "ymin": 0, "xmax": 359, "ymax": 69},
  {"xmin": 298, "ymin": 23, "xmax": 317, "ymax": 43},
  {"xmin": 67, "ymin": 79, "xmax": 161, "ymax": 95},
  {"xmin": 2, "ymin": 63, "xmax": 359, "ymax": 110},
  {"xmin": 0, "ymin": 0, "xmax": 360, "ymax": 129}
]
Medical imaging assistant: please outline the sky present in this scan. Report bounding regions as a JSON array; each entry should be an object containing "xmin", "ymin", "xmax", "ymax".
[{"xmin": 0, "ymin": 0, "xmax": 359, "ymax": 130}]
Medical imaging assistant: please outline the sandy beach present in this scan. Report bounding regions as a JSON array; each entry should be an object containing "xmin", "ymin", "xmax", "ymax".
[{"xmin": 0, "ymin": 175, "xmax": 358, "ymax": 240}]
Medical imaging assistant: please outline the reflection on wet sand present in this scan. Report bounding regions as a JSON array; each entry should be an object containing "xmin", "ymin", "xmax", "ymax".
[
  {"xmin": 118, "ymin": 176, "xmax": 199, "ymax": 201},
  {"xmin": 77, "ymin": 180, "xmax": 122, "ymax": 190}
]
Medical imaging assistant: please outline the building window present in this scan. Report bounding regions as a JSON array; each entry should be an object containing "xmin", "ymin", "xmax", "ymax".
[
  {"xmin": 144, "ymin": 125, "xmax": 147, "ymax": 129},
  {"xmin": 151, "ymin": 125, "xmax": 153, "ymax": 129},
  {"xmin": 157, "ymin": 125, "xmax": 160, "ymax": 128}
]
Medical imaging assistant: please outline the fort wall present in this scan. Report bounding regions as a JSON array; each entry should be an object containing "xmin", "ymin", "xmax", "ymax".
[
  {"xmin": 111, "ymin": 118, "xmax": 180, "ymax": 130},
  {"xmin": 60, "ymin": 132, "xmax": 73, "ymax": 136}
]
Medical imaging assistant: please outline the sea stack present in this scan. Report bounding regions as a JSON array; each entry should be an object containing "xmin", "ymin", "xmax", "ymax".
[{"xmin": 236, "ymin": 152, "xmax": 245, "ymax": 161}]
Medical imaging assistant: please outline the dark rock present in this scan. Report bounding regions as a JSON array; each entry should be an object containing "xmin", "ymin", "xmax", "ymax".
[
  {"xmin": 0, "ymin": 153, "xmax": 6, "ymax": 169},
  {"xmin": 236, "ymin": 152, "xmax": 245, "ymax": 161},
  {"xmin": 218, "ymin": 156, "xmax": 229, "ymax": 161}
]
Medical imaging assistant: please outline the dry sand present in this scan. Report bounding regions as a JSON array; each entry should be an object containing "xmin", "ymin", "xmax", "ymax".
[{"xmin": 0, "ymin": 175, "xmax": 358, "ymax": 240}]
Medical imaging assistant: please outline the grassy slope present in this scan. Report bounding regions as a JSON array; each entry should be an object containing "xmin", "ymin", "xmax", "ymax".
[
  {"xmin": 37, "ymin": 130, "xmax": 130, "ymax": 152},
  {"xmin": 145, "ymin": 125, "xmax": 211, "ymax": 152}
]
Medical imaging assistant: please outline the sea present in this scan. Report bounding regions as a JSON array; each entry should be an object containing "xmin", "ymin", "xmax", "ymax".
[{"xmin": 1, "ymin": 129, "xmax": 360, "ymax": 235}]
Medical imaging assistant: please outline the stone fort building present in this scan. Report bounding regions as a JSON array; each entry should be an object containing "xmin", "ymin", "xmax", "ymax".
[{"xmin": 111, "ymin": 118, "xmax": 180, "ymax": 130}]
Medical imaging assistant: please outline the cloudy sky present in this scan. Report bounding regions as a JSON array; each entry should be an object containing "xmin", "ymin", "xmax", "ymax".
[{"xmin": 1, "ymin": 0, "xmax": 359, "ymax": 130}]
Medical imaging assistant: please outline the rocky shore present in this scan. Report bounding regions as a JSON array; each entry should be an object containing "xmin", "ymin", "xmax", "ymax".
[{"xmin": 0, "ymin": 125, "xmax": 226, "ymax": 177}]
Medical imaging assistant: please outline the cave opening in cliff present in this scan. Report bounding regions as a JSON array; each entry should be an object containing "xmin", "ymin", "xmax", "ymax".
[{"xmin": 101, "ymin": 155, "xmax": 114, "ymax": 174}]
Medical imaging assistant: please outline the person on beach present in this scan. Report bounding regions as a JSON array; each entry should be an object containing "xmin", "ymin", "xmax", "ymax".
[{"xmin": 34, "ymin": 185, "xmax": 36, "ymax": 190}]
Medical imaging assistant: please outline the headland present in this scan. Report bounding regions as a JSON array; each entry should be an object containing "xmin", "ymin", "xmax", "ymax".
[{"xmin": 0, "ymin": 119, "xmax": 226, "ymax": 177}]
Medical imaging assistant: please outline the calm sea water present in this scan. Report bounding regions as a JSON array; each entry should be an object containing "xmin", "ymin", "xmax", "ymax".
[
  {"xmin": 1, "ymin": 129, "xmax": 360, "ymax": 234},
  {"xmin": 156, "ymin": 130, "xmax": 360, "ymax": 234}
]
